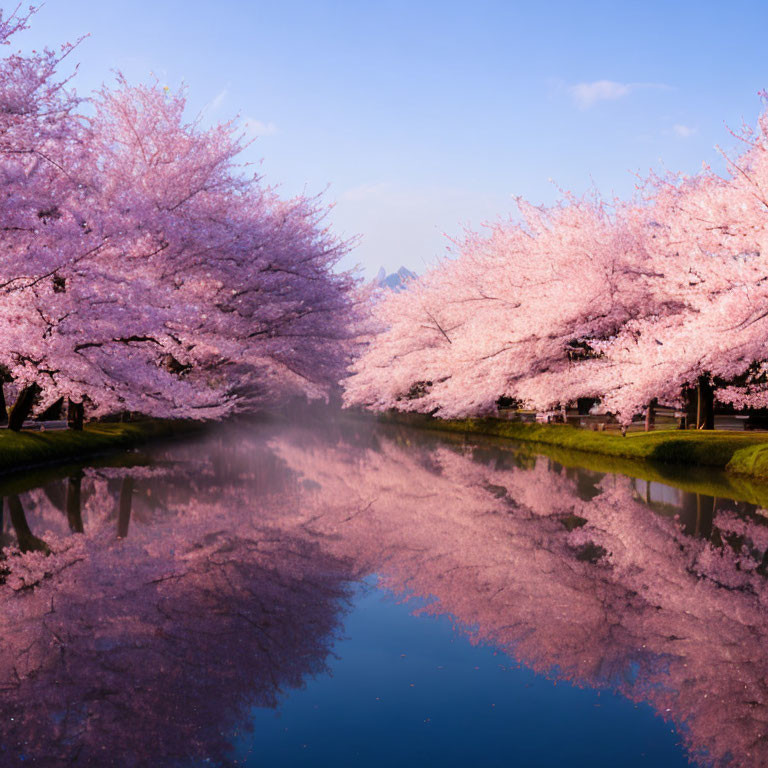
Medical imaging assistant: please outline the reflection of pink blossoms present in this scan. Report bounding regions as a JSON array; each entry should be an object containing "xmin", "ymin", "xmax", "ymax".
[
  {"xmin": 4, "ymin": 424, "xmax": 768, "ymax": 766},
  {"xmin": 274, "ymin": 425, "xmax": 768, "ymax": 767},
  {"xmin": 0, "ymin": 483, "xmax": 351, "ymax": 768}
]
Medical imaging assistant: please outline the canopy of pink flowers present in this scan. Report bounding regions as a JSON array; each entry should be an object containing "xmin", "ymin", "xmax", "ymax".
[
  {"xmin": 0, "ymin": 7, "xmax": 360, "ymax": 420},
  {"xmin": 345, "ymin": 104, "xmax": 768, "ymax": 423}
]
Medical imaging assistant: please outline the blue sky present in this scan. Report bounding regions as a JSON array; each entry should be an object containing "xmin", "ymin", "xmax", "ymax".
[{"xmin": 11, "ymin": 0, "xmax": 768, "ymax": 276}]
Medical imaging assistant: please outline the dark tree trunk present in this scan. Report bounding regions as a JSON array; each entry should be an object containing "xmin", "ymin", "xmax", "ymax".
[
  {"xmin": 644, "ymin": 398, "xmax": 657, "ymax": 432},
  {"xmin": 0, "ymin": 383, "xmax": 7, "ymax": 426},
  {"xmin": 696, "ymin": 376, "xmax": 715, "ymax": 430},
  {"xmin": 43, "ymin": 482, "xmax": 66, "ymax": 513},
  {"xmin": 8, "ymin": 494, "xmax": 49, "ymax": 553},
  {"xmin": 67, "ymin": 398, "xmax": 84, "ymax": 431},
  {"xmin": 38, "ymin": 396, "xmax": 64, "ymax": 421},
  {"xmin": 117, "ymin": 477, "xmax": 134, "ymax": 538},
  {"xmin": 66, "ymin": 472, "xmax": 83, "ymax": 533},
  {"xmin": 680, "ymin": 493, "xmax": 716, "ymax": 539},
  {"xmin": 7, "ymin": 383, "xmax": 40, "ymax": 432},
  {"xmin": 683, "ymin": 386, "xmax": 696, "ymax": 430}
]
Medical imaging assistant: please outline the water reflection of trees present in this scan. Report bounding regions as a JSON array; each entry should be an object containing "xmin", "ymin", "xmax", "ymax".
[
  {"xmin": 3, "ymin": 423, "xmax": 768, "ymax": 766},
  {"xmin": 0, "ymin": 453, "xmax": 351, "ymax": 767},
  {"xmin": 272, "ymin": 427, "xmax": 768, "ymax": 768}
]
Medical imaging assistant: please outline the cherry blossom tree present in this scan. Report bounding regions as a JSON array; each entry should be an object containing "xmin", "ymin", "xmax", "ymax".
[
  {"xmin": 0, "ymin": 5, "xmax": 94, "ymax": 427},
  {"xmin": 344, "ymin": 197, "xmax": 669, "ymax": 419},
  {"xmin": 590, "ymin": 115, "xmax": 768, "ymax": 425},
  {"xmin": 0, "ymin": 10, "xmax": 360, "ymax": 426},
  {"xmin": 345, "ymin": 97, "xmax": 768, "ymax": 428}
]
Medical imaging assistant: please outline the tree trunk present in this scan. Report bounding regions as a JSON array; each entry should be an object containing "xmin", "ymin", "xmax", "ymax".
[
  {"xmin": 685, "ymin": 493, "xmax": 716, "ymax": 539},
  {"xmin": 8, "ymin": 494, "xmax": 49, "ymax": 553},
  {"xmin": 696, "ymin": 376, "xmax": 715, "ymax": 430},
  {"xmin": 644, "ymin": 398, "xmax": 657, "ymax": 432},
  {"xmin": 0, "ymin": 383, "xmax": 7, "ymax": 426},
  {"xmin": 65, "ymin": 473, "xmax": 83, "ymax": 533},
  {"xmin": 43, "ymin": 482, "xmax": 66, "ymax": 513},
  {"xmin": 7, "ymin": 383, "xmax": 40, "ymax": 432},
  {"xmin": 117, "ymin": 477, "xmax": 134, "ymax": 538},
  {"xmin": 683, "ymin": 386, "xmax": 696, "ymax": 430},
  {"xmin": 38, "ymin": 396, "xmax": 64, "ymax": 421},
  {"xmin": 67, "ymin": 398, "xmax": 84, "ymax": 431}
]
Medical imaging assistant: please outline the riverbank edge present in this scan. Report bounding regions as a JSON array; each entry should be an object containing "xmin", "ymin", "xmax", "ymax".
[
  {"xmin": 0, "ymin": 420, "xmax": 203, "ymax": 477},
  {"xmin": 369, "ymin": 412, "xmax": 768, "ymax": 501}
]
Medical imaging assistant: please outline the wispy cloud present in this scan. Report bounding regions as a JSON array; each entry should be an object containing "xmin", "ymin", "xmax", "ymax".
[
  {"xmin": 569, "ymin": 80, "xmax": 631, "ymax": 109},
  {"xmin": 672, "ymin": 123, "xmax": 696, "ymax": 138},
  {"xmin": 242, "ymin": 117, "xmax": 278, "ymax": 138},
  {"xmin": 202, "ymin": 87, "xmax": 229, "ymax": 115},
  {"xmin": 568, "ymin": 80, "xmax": 672, "ymax": 110}
]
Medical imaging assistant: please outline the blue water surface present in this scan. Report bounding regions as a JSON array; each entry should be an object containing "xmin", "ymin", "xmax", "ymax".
[{"xmin": 235, "ymin": 578, "xmax": 690, "ymax": 767}]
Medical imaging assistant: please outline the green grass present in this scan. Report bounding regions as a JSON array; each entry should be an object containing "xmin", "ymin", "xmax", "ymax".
[
  {"xmin": 0, "ymin": 420, "xmax": 200, "ymax": 477},
  {"xmin": 370, "ymin": 411, "xmax": 768, "ymax": 505}
]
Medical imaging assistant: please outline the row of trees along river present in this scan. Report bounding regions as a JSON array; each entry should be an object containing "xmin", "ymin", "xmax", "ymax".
[{"xmin": 6, "ymin": 5, "xmax": 768, "ymax": 434}]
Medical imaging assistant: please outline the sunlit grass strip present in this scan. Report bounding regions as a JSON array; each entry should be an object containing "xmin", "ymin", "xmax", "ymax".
[{"xmin": 0, "ymin": 421, "xmax": 199, "ymax": 475}]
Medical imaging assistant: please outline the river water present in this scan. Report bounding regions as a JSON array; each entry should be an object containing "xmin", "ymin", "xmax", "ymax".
[{"xmin": 0, "ymin": 414, "xmax": 766, "ymax": 767}]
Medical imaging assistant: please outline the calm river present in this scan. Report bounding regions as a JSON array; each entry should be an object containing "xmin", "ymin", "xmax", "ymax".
[{"xmin": 0, "ymin": 414, "xmax": 765, "ymax": 767}]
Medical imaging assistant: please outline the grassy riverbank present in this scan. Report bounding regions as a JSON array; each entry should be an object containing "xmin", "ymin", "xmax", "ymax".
[
  {"xmin": 375, "ymin": 412, "xmax": 768, "ymax": 487},
  {"xmin": 0, "ymin": 420, "xmax": 200, "ymax": 476}
]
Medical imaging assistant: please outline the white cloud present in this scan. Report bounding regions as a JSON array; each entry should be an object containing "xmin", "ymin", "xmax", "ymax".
[
  {"xmin": 672, "ymin": 123, "xmax": 696, "ymax": 138},
  {"xmin": 242, "ymin": 118, "xmax": 278, "ymax": 138},
  {"xmin": 568, "ymin": 80, "xmax": 671, "ymax": 110},
  {"xmin": 569, "ymin": 80, "xmax": 631, "ymax": 109}
]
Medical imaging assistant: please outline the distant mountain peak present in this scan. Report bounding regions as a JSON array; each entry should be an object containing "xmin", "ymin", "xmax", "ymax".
[{"xmin": 376, "ymin": 266, "xmax": 417, "ymax": 292}]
